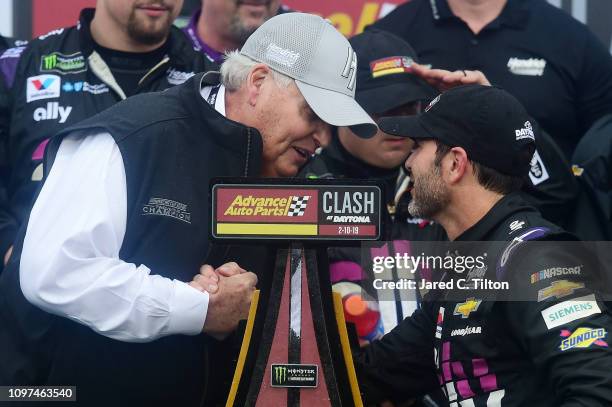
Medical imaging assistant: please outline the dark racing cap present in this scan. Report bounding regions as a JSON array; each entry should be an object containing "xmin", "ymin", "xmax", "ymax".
[
  {"xmin": 349, "ymin": 29, "xmax": 436, "ymax": 115},
  {"xmin": 378, "ymin": 85, "xmax": 536, "ymax": 176}
]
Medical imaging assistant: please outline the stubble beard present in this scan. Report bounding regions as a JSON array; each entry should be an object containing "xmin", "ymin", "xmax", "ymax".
[
  {"xmin": 228, "ymin": 10, "xmax": 273, "ymax": 45},
  {"xmin": 126, "ymin": 7, "xmax": 173, "ymax": 46},
  {"xmin": 407, "ymin": 165, "xmax": 449, "ymax": 219}
]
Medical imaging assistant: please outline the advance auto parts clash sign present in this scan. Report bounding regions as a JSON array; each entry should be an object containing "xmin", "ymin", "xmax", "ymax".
[{"xmin": 211, "ymin": 181, "xmax": 382, "ymax": 240}]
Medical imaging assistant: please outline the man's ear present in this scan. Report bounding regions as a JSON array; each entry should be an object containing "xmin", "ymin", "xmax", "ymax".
[
  {"xmin": 446, "ymin": 147, "xmax": 469, "ymax": 184},
  {"xmin": 245, "ymin": 64, "xmax": 272, "ymax": 106}
]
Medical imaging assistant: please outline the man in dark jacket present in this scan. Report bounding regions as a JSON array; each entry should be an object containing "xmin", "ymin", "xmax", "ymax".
[
  {"xmin": 356, "ymin": 85, "xmax": 612, "ymax": 406},
  {"xmin": 0, "ymin": 13, "xmax": 375, "ymax": 406},
  {"xmin": 0, "ymin": 0, "xmax": 216, "ymax": 270}
]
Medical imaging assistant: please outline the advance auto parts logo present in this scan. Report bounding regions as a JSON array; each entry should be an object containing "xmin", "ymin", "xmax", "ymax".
[
  {"xmin": 212, "ymin": 183, "xmax": 381, "ymax": 240},
  {"xmin": 271, "ymin": 364, "xmax": 318, "ymax": 388},
  {"xmin": 224, "ymin": 195, "xmax": 310, "ymax": 217},
  {"xmin": 40, "ymin": 52, "xmax": 86, "ymax": 74}
]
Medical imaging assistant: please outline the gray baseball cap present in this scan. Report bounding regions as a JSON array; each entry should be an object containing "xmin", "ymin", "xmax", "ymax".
[{"xmin": 240, "ymin": 13, "xmax": 378, "ymax": 138}]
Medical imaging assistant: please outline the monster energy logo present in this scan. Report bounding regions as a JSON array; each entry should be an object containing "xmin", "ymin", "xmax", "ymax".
[
  {"xmin": 274, "ymin": 366, "xmax": 287, "ymax": 384},
  {"xmin": 270, "ymin": 364, "xmax": 318, "ymax": 388},
  {"xmin": 40, "ymin": 52, "xmax": 86, "ymax": 74},
  {"xmin": 43, "ymin": 54, "xmax": 57, "ymax": 70}
]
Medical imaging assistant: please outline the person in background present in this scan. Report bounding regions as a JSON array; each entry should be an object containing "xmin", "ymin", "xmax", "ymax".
[
  {"xmin": 183, "ymin": 0, "xmax": 289, "ymax": 65},
  {"xmin": 371, "ymin": 0, "xmax": 612, "ymax": 159},
  {"xmin": 0, "ymin": 13, "xmax": 375, "ymax": 406},
  {"xmin": 0, "ymin": 0, "xmax": 214, "ymax": 272},
  {"xmin": 0, "ymin": 35, "xmax": 26, "ymax": 52},
  {"xmin": 373, "ymin": 0, "xmax": 586, "ymax": 228}
]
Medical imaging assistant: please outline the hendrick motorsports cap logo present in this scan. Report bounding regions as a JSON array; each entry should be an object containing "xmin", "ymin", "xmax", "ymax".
[
  {"xmin": 271, "ymin": 364, "xmax": 318, "ymax": 388},
  {"xmin": 211, "ymin": 180, "xmax": 382, "ymax": 241}
]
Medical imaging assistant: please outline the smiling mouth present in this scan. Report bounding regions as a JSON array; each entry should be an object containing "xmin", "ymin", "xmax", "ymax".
[
  {"xmin": 137, "ymin": 4, "xmax": 170, "ymax": 12},
  {"xmin": 293, "ymin": 146, "xmax": 312, "ymax": 160}
]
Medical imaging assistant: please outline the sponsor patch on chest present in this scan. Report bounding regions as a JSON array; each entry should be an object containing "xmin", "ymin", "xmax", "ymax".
[{"xmin": 142, "ymin": 197, "xmax": 192, "ymax": 224}]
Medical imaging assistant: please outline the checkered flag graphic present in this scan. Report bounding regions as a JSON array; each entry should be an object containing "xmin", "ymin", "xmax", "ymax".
[{"xmin": 287, "ymin": 196, "xmax": 310, "ymax": 216}]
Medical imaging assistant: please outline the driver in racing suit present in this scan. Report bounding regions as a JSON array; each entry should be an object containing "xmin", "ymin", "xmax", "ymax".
[{"xmin": 355, "ymin": 84, "xmax": 612, "ymax": 406}]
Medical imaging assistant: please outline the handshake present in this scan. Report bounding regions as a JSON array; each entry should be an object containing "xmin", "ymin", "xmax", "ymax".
[{"xmin": 189, "ymin": 262, "xmax": 258, "ymax": 339}]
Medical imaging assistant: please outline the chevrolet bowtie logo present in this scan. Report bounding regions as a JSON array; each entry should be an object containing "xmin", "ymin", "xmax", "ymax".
[
  {"xmin": 538, "ymin": 280, "xmax": 584, "ymax": 302},
  {"xmin": 454, "ymin": 298, "xmax": 482, "ymax": 319}
]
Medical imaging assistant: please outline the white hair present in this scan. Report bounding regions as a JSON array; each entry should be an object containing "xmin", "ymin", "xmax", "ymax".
[{"xmin": 220, "ymin": 50, "xmax": 294, "ymax": 91}]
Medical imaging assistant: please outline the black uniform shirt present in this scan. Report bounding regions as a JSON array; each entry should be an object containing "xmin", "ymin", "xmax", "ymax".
[{"xmin": 372, "ymin": 0, "xmax": 612, "ymax": 157}]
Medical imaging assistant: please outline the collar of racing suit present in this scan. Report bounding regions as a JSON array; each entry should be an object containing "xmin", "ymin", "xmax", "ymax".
[{"xmin": 455, "ymin": 193, "xmax": 538, "ymax": 241}]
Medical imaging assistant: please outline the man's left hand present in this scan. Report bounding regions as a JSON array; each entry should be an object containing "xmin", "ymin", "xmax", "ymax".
[{"xmin": 189, "ymin": 262, "xmax": 246, "ymax": 294}]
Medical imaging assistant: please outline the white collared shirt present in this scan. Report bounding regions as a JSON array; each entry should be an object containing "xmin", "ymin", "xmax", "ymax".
[{"xmin": 20, "ymin": 86, "xmax": 227, "ymax": 342}]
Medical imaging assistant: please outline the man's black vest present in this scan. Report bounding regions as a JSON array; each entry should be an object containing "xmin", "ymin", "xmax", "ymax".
[{"xmin": 0, "ymin": 73, "xmax": 263, "ymax": 406}]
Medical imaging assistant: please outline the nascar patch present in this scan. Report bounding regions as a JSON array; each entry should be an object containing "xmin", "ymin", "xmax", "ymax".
[
  {"xmin": 370, "ymin": 56, "xmax": 414, "ymax": 78},
  {"xmin": 541, "ymin": 294, "xmax": 601, "ymax": 329},
  {"xmin": 559, "ymin": 327, "xmax": 608, "ymax": 351},
  {"xmin": 530, "ymin": 265, "xmax": 582, "ymax": 284}
]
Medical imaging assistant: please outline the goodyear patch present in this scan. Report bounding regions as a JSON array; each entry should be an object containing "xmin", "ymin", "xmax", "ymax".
[
  {"xmin": 559, "ymin": 327, "xmax": 608, "ymax": 351},
  {"xmin": 370, "ymin": 56, "xmax": 414, "ymax": 78}
]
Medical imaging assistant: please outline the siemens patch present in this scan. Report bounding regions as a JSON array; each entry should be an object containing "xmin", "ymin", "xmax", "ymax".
[{"xmin": 541, "ymin": 294, "xmax": 601, "ymax": 330}]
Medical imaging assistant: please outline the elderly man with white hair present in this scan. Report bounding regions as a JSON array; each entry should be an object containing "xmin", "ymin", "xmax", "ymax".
[{"xmin": 0, "ymin": 13, "xmax": 376, "ymax": 407}]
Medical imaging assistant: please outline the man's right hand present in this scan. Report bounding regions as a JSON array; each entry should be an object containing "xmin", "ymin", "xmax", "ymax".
[
  {"xmin": 408, "ymin": 62, "xmax": 491, "ymax": 91},
  {"xmin": 201, "ymin": 271, "xmax": 257, "ymax": 339}
]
